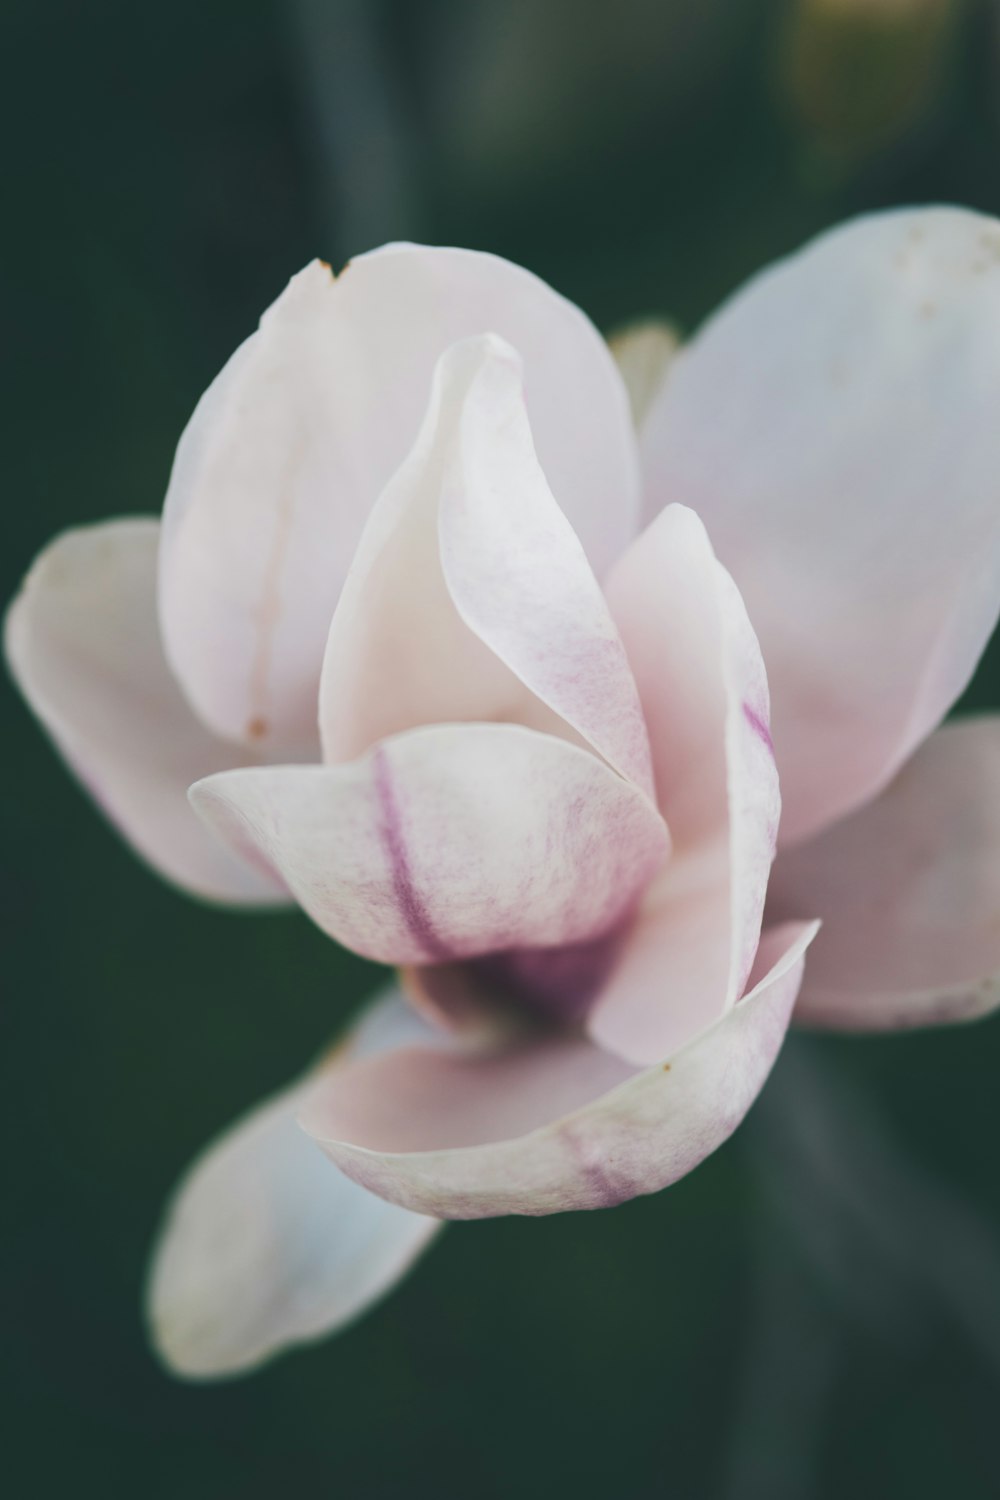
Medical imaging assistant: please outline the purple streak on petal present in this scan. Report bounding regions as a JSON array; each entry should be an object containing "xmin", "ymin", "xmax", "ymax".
[
  {"xmin": 743, "ymin": 701, "xmax": 775, "ymax": 756},
  {"xmin": 560, "ymin": 1124, "xmax": 627, "ymax": 1207},
  {"xmin": 372, "ymin": 745, "xmax": 453, "ymax": 962}
]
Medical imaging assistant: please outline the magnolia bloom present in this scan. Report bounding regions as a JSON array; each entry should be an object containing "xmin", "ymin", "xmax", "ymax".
[{"xmin": 8, "ymin": 209, "xmax": 1000, "ymax": 1379}]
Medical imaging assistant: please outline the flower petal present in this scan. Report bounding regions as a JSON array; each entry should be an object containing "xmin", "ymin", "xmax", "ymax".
[
  {"xmin": 640, "ymin": 207, "xmax": 1000, "ymax": 842},
  {"xmin": 589, "ymin": 504, "xmax": 780, "ymax": 1064},
  {"xmin": 147, "ymin": 995, "xmax": 440, "ymax": 1379},
  {"xmin": 299, "ymin": 922, "xmax": 817, "ymax": 1218},
  {"xmin": 320, "ymin": 335, "xmax": 653, "ymax": 793},
  {"xmin": 4, "ymin": 520, "xmax": 287, "ymax": 904},
  {"xmin": 159, "ymin": 246, "xmax": 638, "ymax": 753},
  {"xmin": 190, "ymin": 723, "xmax": 669, "ymax": 965},
  {"xmin": 768, "ymin": 717, "xmax": 1000, "ymax": 1030},
  {"xmin": 585, "ymin": 865, "xmax": 733, "ymax": 1065}
]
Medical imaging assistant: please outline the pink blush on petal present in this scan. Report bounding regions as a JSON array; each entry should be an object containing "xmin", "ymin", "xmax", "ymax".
[
  {"xmin": 742, "ymin": 701, "xmax": 774, "ymax": 756},
  {"xmin": 372, "ymin": 744, "xmax": 455, "ymax": 963}
]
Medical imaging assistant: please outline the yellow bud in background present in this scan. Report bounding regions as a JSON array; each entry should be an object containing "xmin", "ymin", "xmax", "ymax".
[{"xmin": 781, "ymin": 0, "xmax": 964, "ymax": 161}]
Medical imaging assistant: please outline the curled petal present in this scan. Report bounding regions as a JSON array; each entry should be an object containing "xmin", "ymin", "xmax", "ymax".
[
  {"xmin": 147, "ymin": 995, "xmax": 440, "ymax": 1379},
  {"xmin": 159, "ymin": 245, "xmax": 638, "ymax": 753},
  {"xmin": 299, "ymin": 923, "xmax": 818, "ymax": 1219},
  {"xmin": 641, "ymin": 207, "xmax": 1000, "ymax": 841},
  {"xmin": 591, "ymin": 505, "xmax": 780, "ymax": 1064},
  {"xmin": 769, "ymin": 717, "xmax": 1000, "ymax": 1030},
  {"xmin": 4, "ymin": 520, "xmax": 287, "ymax": 905},
  {"xmin": 321, "ymin": 335, "xmax": 653, "ymax": 793},
  {"xmin": 190, "ymin": 723, "xmax": 669, "ymax": 965}
]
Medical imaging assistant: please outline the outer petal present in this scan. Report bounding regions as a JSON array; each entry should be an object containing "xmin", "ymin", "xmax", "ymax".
[
  {"xmin": 190, "ymin": 723, "xmax": 669, "ymax": 965},
  {"xmin": 147, "ymin": 994, "xmax": 440, "ymax": 1379},
  {"xmin": 159, "ymin": 245, "xmax": 638, "ymax": 753},
  {"xmin": 589, "ymin": 505, "xmax": 781, "ymax": 1064},
  {"xmin": 640, "ymin": 207, "xmax": 1000, "ymax": 842},
  {"xmin": 4, "ymin": 520, "xmax": 287, "ymax": 905},
  {"xmin": 320, "ymin": 335, "xmax": 653, "ymax": 794},
  {"xmin": 768, "ymin": 717, "xmax": 1000, "ymax": 1030},
  {"xmin": 299, "ymin": 922, "xmax": 817, "ymax": 1219}
]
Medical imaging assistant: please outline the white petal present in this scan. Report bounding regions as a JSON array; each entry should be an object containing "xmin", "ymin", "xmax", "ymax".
[
  {"xmin": 320, "ymin": 335, "xmax": 653, "ymax": 793},
  {"xmin": 769, "ymin": 716, "xmax": 1000, "ymax": 1029},
  {"xmin": 300, "ymin": 923, "xmax": 818, "ymax": 1218},
  {"xmin": 590, "ymin": 505, "xmax": 780, "ymax": 1063},
  {"xmin": 190, "ymin": 723, "xmax": 669, "ymax": 965},
  {"xmin": 147, "ymin": 996, "xmax": 440, "ymax": 1380},
  {"xmin": 159, "ymin": 246, "xmax": 639, "ymax": 752},
  {"xmin": 641, "ymin": 207, "xmax": 1000, "ymax": 841},
  {"xmin": 4, "ymin": 520, "xmax": 286, "ymax": 904}
]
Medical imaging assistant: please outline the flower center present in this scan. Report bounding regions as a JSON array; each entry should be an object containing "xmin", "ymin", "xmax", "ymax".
[{"xmin": 464, "ymin": 920, "xmax": 632, "ymax": 1027}]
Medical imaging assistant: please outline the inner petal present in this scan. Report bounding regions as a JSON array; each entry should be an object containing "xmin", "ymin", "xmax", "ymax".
[
  {"xmin": 320, "ymin": 335, "xmax": 653, "ymax": 797},
  {"xmin": 158, "ymin": 245, "xmax": 640, "ymax": 755},
  {"xmin": 191, "ymin": 722, "xmax": 668, "ymax": 968}
]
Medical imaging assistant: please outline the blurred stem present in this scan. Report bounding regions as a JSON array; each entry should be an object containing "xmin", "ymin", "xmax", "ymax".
[
  {"xmin": 727, "ymin": 1033, "xmax": 1000, "ymax": 1493},
  {"xmin": 751, "ymin": 1036, "xmax": 1000, "ymax": 1365},
  {"xmin": 723, "ymin": 1211, "xmax": 842, "ymax": 1500},
  {"xmin": 288, "ymin": 0, "xmax": 421, "ymax": 261}
]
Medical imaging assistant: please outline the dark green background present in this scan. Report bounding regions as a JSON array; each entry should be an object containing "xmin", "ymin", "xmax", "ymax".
[{"xmin": 3, "ymin": 2, "xmax": 1000, "ymax": 1495}]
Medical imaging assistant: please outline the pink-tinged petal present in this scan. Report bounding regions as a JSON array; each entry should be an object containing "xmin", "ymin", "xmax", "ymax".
[
  {"xmin": 321, "ymin": 336, "xmax": 653, "ymax": 794},
  {"xmin": 338, "ymin": 245, "xmax": 641, "ymax": 577},
  {"xmin": 586, "ymin": 858, "xmax": 733, "ymax": 1065},
  {"xmin": 608, "ymin": 320, "xmax": 680, "ymax": 436},
  {"xmin": 159, "ymin": 246, "xmax": 638, "ymax": 754},
  {"xmin": 190, "ymin": 723, "xmax": 669, "ymax": 965},
  {"xmin": 640, "ymin": 207, "xmax": 1000, "ymax": 842},
  {"xmin": 4, "ymin": 520, "xmax": 288, "ymax": 905},
  {"xmin": 147, "ymin": 992, "xmax": 441, "ymax": 1379},
  {"xmin": 590, "ymin": 505, "xmax": 780, "ymax": 1064},
  {"xmin": 768, "ymin": 717, "xmax": 1000, "ymax": 1030},
  {"xmin": 300, "ymin": 922, "xmax": 818, "ymax": 1219}
]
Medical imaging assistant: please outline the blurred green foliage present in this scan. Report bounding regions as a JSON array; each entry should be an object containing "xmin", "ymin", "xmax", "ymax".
[{"xmin": 3, "ymin": 1, "xmax": 1000, "ymax": 1496}]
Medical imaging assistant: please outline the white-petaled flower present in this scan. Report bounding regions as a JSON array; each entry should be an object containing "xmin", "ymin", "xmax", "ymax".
[{"xmin": 8, "ymin": 212, "xmax": 1000, "ymax": 1377}]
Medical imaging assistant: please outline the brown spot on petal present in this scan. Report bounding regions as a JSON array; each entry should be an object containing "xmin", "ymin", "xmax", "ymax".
[
  {"xmin": 662, "ymin": 1062, "xmax": 672, "ymax": 1073},
  {"xmin": 246, "ymin": 442, "xmax": 305, "ymax": 744}
]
